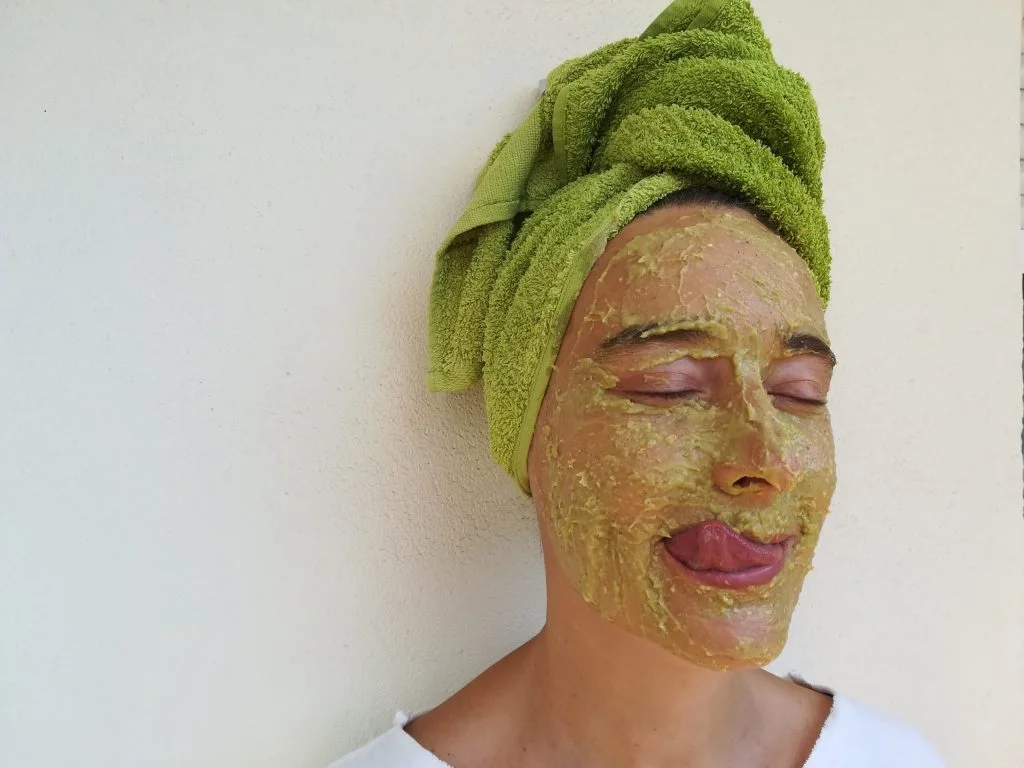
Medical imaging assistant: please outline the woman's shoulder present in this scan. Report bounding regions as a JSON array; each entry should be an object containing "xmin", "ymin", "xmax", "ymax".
[
  {"xmin": 807, "ymin": 693, "xmax": 946, "ymax": 768},
  {"xmin": 329, "ymin": 713, "xmax": 446, "ymax": 768},
  {"xmin": 333, "ymin": 645, "xmax": 528, "ymax": 767},
  {"xmin": 330, "ymin": 692, "xmax": 946, "ymax": 768}
]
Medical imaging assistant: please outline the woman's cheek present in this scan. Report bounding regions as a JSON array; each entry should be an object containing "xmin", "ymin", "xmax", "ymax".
[
  {"xmin": 795, "ymin": 415, "xmax": 835, "ymax": 487},
  {"xmin": 786, "ymin": 419, "xmax": 836, "ymax": 523},
  {"xmin": 566, "ymin": 407, "xmax": 716, "ymax": 519}
]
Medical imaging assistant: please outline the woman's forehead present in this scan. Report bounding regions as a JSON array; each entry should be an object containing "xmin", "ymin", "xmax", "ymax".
[{"xmin": 577, "ymin": 204, "xmax": 826, "ymax": 342}]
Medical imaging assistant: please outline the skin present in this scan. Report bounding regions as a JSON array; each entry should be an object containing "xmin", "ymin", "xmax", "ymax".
[{"xmin": 408, "ymin": 202, "xmax": 837, "ymax": 768}]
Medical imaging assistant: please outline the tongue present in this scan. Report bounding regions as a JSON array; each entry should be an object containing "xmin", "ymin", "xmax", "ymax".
[{"xmin": 665, "ymin": 520, "xmax": 782, "ymax": 572}]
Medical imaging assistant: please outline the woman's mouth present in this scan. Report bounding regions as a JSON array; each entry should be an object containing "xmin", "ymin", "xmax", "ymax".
[{"xmin": 663, "ymin": 520, "xmax": 794, "ymax": 589}]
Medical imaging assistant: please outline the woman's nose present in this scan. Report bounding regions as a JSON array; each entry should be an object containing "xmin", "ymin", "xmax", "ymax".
[
  {"xmin": 711, "ymin": 376, "xmax": 798, "ymax": 501},
  {"xmin": 712, "ymin": 460, "xmax": 796, "ymax": 500}
]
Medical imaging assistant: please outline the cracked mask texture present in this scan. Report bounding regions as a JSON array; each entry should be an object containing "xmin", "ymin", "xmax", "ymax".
[{"xmin": 528, "ymin": 204, "xmax": 836, "ymax": 670}]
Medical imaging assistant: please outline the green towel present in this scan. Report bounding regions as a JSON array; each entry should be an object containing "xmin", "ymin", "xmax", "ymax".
[{"xmin": 427, "ymin": 0, "xmax": 829, "ymax": 494}]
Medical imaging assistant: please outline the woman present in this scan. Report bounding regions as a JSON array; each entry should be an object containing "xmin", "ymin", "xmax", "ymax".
[{"xmin": 337, "ymin": 1, "xmax": 944, "ymax": 765}]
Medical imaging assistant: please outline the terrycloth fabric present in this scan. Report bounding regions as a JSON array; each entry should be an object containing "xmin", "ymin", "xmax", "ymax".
[{"xmin": 427, "ymin": 0, "xmax": 829, "ymax": 493}]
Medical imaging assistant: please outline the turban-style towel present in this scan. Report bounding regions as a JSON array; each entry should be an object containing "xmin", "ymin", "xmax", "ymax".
[{"xmin": 427, "ymin": 0, "xmax": 829, "ymax": 494}]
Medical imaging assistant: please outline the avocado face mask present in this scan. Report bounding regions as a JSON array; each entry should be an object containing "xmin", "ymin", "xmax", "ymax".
[{"xmin": 528, "ymin": 203, "xmax": 836, "ymax": 670}]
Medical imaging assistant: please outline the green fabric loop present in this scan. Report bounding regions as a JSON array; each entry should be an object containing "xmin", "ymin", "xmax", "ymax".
[{"xmin": 641, "ymin": 0, "xmax": 728, "ymax": 39}]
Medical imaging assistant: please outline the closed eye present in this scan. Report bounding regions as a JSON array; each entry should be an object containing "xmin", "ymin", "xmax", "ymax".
[
  {"xmin": 771, "ymin": 393, "xmax": 827, "ymax": 406},
  {"xmin": 621, "ymin": 389, "xmax": 703, "ymax": 402},
  {"xmin": 603, "ymin": 355, "xmax": 728, "ymax": 407},
  {"xmin": 765, "ymin": 358, "xmax": 832, "ymax": 410}
]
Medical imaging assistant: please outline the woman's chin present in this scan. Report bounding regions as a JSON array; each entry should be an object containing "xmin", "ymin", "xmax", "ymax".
[
  {"xmin": 650, "ymin": 625, "xmax": 788, "ymax": 671},
  {"xmin": 636, "ymin": 604, "xmax": 793, "ymax": 671}
]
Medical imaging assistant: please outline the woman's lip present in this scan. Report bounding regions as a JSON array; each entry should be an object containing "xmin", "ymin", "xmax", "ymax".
[
  {"xmin": 666, "ymin": 555, "xmax": 787, "ymax": 589},
  {"xmin": 663, "ymin": 520, "xmax": 795, "ymax": 589}
]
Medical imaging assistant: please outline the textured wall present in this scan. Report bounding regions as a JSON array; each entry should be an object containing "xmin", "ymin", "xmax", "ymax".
[{"xmin": 1, "ymin": 1, "xmax": 1021, "ymax": 766}]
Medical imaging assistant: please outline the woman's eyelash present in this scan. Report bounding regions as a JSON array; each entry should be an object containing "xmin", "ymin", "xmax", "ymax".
[
  {"xmin": 771, "ymin": 393, "xmax": 827, "ymax": 406},
  {"xmin": 624, "ymin": 390, "xmax": 701, "ymax": 401}
]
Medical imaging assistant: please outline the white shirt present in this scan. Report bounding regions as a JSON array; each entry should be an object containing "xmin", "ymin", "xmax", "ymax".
[{"xmin": 331, "ymin": 695, "xmax": 945, "ymax": 768}]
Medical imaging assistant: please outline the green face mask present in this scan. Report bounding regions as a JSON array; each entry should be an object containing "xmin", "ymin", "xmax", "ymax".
[{"xmin": 529, "ymin": 205, "xmax": 836, "ymax": 670}]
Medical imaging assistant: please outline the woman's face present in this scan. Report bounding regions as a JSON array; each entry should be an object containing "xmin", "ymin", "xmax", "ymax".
[{"xmin": 528, "ymin": 202, "xmax": 836, "ymax": 670}]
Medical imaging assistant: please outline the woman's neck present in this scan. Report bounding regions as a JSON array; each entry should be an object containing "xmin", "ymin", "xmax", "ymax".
[
  {"xmin": 518, "ymin": 545, "xmax": 765, "ymax": 768},
  {"xmin": 405, "ymin": 544, "xmax": 829, "ymax": 768}
]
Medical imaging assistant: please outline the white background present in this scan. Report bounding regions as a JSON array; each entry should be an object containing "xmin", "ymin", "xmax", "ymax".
[{"xmin": 2, "ymin": 1, "xmax": 1022, "ymax": 766}]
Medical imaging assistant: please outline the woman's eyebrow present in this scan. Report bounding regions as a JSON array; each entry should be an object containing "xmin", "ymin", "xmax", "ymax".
[
  {"xmin": 786, "ymin": 332, "xmax": 837, "ymax": 367},
  {"xmin": 597, "ymin": 323, "xmax": 715, "ymax": 355},
  {"xmin": 596, "ymin": 325, "xmax": 837, "ymax": 366}
]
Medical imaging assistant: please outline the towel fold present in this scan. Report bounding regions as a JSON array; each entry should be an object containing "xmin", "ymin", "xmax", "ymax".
[{"xmin": 427, "ymin": 0, "xmax": 829, "ymax": 493}]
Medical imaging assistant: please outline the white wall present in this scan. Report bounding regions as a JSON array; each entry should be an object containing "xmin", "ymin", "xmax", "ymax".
[{"xmin": 1, "ymin": 1, "xmax": 1021, "ymax": 766}]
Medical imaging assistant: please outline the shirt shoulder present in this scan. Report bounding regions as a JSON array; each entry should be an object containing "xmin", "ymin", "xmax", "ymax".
[
  {"xmin": 329, "ymin": 714, "xmax": 450, "ymax": 768},
  {"xmin": 330, "ymin": 698, "xmax": 944, "ymax": 768},
  {"xmin": 805, "ymin": 695, "xmax": 945, "ymax": 768}
]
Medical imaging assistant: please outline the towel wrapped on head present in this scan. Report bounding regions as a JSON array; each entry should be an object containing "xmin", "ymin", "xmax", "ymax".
[{"xmin": 427, "ymin": 0, "xmax": 829, "ymax": 493}]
